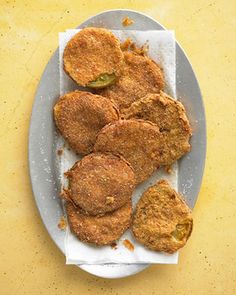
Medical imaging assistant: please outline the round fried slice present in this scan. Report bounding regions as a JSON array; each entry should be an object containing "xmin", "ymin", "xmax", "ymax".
[
  {"xmin": 94, "ymin": 119, "xmax": 162, "ymax": 184},
  {"xmin": 63, "ymin": 27, "xmax": 124, "ymax": 87},
  {"xmin": 132, "ymin": 179, "xmax": 193, "ymax": 254},
  {"xmin": 66, "ymin": 201, "xmax": 132, "ymax": 246},
  {"xmin": 54, "ymin": 91, "xmax": 119, "ymax": 155},
  {"xmin": 99, "ymin": 51, "xmax": 164, "ymax": 112},
  {"xmin": 65, "ymin": 153, "xmax": 135, "ymax": 215},
  {"xmin": 124, "ymin": 91, "xmax": 192, "ymax": 165}
]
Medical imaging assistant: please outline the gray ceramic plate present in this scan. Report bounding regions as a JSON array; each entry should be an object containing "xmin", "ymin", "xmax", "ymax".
[{"xmin": 28, "ymin": 9, "xmax": 206, "ymax": 279}]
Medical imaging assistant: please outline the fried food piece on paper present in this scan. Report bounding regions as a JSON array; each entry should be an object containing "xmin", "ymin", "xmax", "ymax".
[
  {"xmin": 66, "ymin": 201, "xmax": 132, "ymax": 246},
  {"xmin": 99, "ymin": 51, "xmax": 164, "ymax": 113},
  {"xmin": 54, "ymin": 91, "xmax": 119, "ymax": 155},
  {"xmin": 63, "ymin": 27, "xmax": 124, "ymax": 88},
  {"xmin": 132, "ymin": 179, "xmax": 193, "ymax": 254},
  {"xmin": 124, "ymin": 91, "xmax": 192, "ymax": 165},
  {"xmin": 94, "ymin": 119, "xmax": 163, "ymax": 184},
  {"xmin": 64, "ymin": 153, "xmax": 135, "ymax": 216}
]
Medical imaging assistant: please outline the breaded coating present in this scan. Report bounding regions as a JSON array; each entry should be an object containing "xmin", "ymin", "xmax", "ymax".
[
  {"xmin": 132, "ymin": 180, "xmax": 193, "ymax": 253},
  {"xmin": 54, "ymin": 91, "xmax": 119, "ymax": 155},
  {"xmin": 63, "ymin": 27, "xmax": 124, "ymax": 87},
  {"xmin": 99, "ymin": 51, "xmax": 164, "ymax": 113},
  {"xmin": 94, "ymin": 119, "xmax": 162, "ymax": 184},
  {"xmin": 124, "ymin": 91, "xmax": 192, "ymax": 165},
  {"xmin": 66, "ymin": 201, "xmax": 132, "ymax": 246},
  {"xmin": 65, "ymin": 153, "xmax": 135, "ymax": 216}
]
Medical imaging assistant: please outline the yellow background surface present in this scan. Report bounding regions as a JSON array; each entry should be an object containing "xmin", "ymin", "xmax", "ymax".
[{"xmin": 0, "ymin": 0, "xmax": 236, "ymax": 294}]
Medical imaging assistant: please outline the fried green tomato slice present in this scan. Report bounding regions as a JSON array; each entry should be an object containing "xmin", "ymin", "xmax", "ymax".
[
  {"xmin": 64, "ymin": 153, "xmax": 136, "ymax": 216},
  {"xmin": 94, "ymin": 119, "xmax": 163, "ymax": 184},
  {"xmin": 132, "ymin": 179, "xmax": 193, "ymax": 254},
  {"xmin": 87, "ymin": 73, "xmax": 116, "ymax": 89},
  {"xmin": 124, "ymin": 91, "xmax": 192, "ymax": 165},
  {"xmin": 99, "ymin": 51, "xmax": 164, "ymax": 113},
  {"xmin": 63, "ymin": 27, "xmax": 124, "ymax": 87},
  {"xmin": 54, "ymin": 91, "xmax": 119, "ymax": 155},
  {"xmin": 66, "ymin": 200, "xmax": 132, "ymax": 246}
]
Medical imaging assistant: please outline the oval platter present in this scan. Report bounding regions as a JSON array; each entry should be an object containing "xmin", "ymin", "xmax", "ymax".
[{"xmin": 28, "ymin": 9, "xmax": 206, "ymax": 279}]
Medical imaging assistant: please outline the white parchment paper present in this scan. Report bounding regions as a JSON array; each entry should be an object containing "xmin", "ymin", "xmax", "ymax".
[{"xmin": 58, "ymin": 29, "xmax": 178, "ymax": 264}]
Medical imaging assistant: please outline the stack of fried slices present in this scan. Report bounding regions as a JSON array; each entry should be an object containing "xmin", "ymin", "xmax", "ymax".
[{"xmin": 54, "ymin": 27, "xmax": 193, "ymax": 254}]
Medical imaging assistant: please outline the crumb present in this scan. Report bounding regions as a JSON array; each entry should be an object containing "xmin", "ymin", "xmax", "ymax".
[
  {"xmin": 164, "ymin": 165, "xmax": 173, "ymax": 174},
  {"xmin": 120, "ymin": 38, "xmax": 149, "ymax": 56},
  {"xmin": 57, "ymin": 149, "xmax": 63, "ymax": 156},
  {"xmin": 60, "ymin": 188, "xmax": 71, "ymax": 201},
  {"xmin": 130, "ymin": 42, "xmax": 149, "ymax": 56},
  {"xmin": 105, "ymin": 196, "xmax": 115, "ymax": 204},
  {"xmin": 121, "ymin": 38, "xmax": 133, "ymax": 51},
  {"xmin": 58, "ymin": 216, "xmax": 67, "ymax": 230},
  {"xmin": 111, "ymin": 242, "xmax": 118, "ymax": 250},
  {"xmin": 123, "ymin": 239, "xmax": 134, "ymax": 251},
  {"xmin": 122, "ymin": 16, "xmax": 134, "ymax": 27}
]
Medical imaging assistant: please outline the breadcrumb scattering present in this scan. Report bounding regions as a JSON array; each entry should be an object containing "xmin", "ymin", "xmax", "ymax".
[
  {"xmin": 58, "ymin": 216, "xmax": 67, "ymax": 230},
  {"xmin": 111, "ymin": 242, "xmax": 118, "ymax": 250},
  {"xmin": 121, "ymin": 38, "xmax": 149, "ymax": 56},
  {"xmin": 123, "ymin": 239, "xmax": 135, "ymax": 251},
  {"xmin": 122, "ymin": 16, "xmax": 134, "ymax": 27},
  {"xmin": 57, "ymin": 149, "xmax": 63, "ymax": 156}
]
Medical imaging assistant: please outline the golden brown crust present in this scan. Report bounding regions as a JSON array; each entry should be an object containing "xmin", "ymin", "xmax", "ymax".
[
  {"xmin": 99, "ymin": 51, "xmax": 164, "ymax": 113},
  {"xmin": 65, "ymin": 153, "xmax": 136, "ymax": 216},
  {"xmin": 54, "ymin": 90, "xmax": 119, "ymax": 155},
  {"xmin": 66, "ymin": 201, "xmax": 132, "ymax": 246},
  {"xmin": 124, "ymin": 91, "xmax": 192, "ymax": 165},
  {"xmin": 63, "ymin": 27, "xmax": 124, "ymax": 87},
  {"xmin": 94, "ymin": 119, "xmax": 162, "ymax": 184},
  {"xmin": 132, "ymin": 179, "xmax": 193, "ymax": 253}
]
